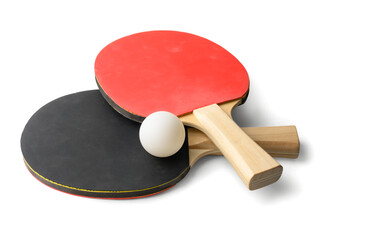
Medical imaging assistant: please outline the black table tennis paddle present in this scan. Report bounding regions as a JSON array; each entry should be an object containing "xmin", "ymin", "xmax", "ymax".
[{"xmin": 21, "ymin": 90, "xmax": 299, "ymax": 198}]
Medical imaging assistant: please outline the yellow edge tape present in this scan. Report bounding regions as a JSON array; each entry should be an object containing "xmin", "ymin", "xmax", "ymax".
[{"xmin": 24, "ymin": 157, "xmax": 189, "ymax": 193}]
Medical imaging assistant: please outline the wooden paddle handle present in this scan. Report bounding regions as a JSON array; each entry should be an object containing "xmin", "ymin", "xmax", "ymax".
[
  {"xmin": 241, "ymin": 126, "xmax": 300, "ymax": 158},
  {"xmin": 193, "ymin": 104, "xmax": 283, "ymax": 190},
  {"xmin": 188, "ymin": 125, "xmax": 300, "ymax": 159}
]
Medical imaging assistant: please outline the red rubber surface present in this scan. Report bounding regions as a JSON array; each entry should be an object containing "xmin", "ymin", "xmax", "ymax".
[{"xmin": 95, "ymin": 31, "xmax": 249, "ymax": 117}]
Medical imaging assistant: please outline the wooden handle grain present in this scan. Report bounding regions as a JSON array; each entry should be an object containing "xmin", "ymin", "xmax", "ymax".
[
  {"xmin": 241, "ymin": 126, "xmax": 300, "ymax": 158},
  {"xmin": 188, "ymin": 125, "xmax": 300, "ymax": 159},
  {"xmin": 192, "ymin": 104, "xmax": 283, "ymax": 190}
]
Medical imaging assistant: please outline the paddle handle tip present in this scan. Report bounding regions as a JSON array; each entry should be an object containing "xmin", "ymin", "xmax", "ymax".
[{"xmin": 191, "ymin": 103, "xmax": 283, "ymax": 190}]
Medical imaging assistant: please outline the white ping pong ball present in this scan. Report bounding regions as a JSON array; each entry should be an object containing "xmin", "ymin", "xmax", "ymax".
[{"xmin": 139, "ymin": 111, "xmax": 186, "ymax": 158}]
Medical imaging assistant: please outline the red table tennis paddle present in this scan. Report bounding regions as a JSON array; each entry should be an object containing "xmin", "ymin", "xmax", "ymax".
[{"xmin": 95, "ymin": 30, "xmax": 283, "ymax": 190}]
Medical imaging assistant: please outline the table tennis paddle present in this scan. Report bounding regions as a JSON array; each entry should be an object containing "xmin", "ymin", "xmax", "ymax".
[
  {"xmin": 95, "ymin": 30, "xmax": 283, "ymax": 190},
  {"xmin": 21, "ymin": 90, "xmax": 299, "ymax": 199}
]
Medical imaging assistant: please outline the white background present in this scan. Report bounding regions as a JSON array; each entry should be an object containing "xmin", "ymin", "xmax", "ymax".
[{"xmin": 1, "ymin": 1, "xmax": 372, "ymax": 239}]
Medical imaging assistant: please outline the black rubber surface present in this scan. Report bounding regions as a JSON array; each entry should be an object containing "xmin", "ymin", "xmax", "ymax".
[{"xmin": 21, "ymin": 90, "xmax": 190, "ymax": 198}]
